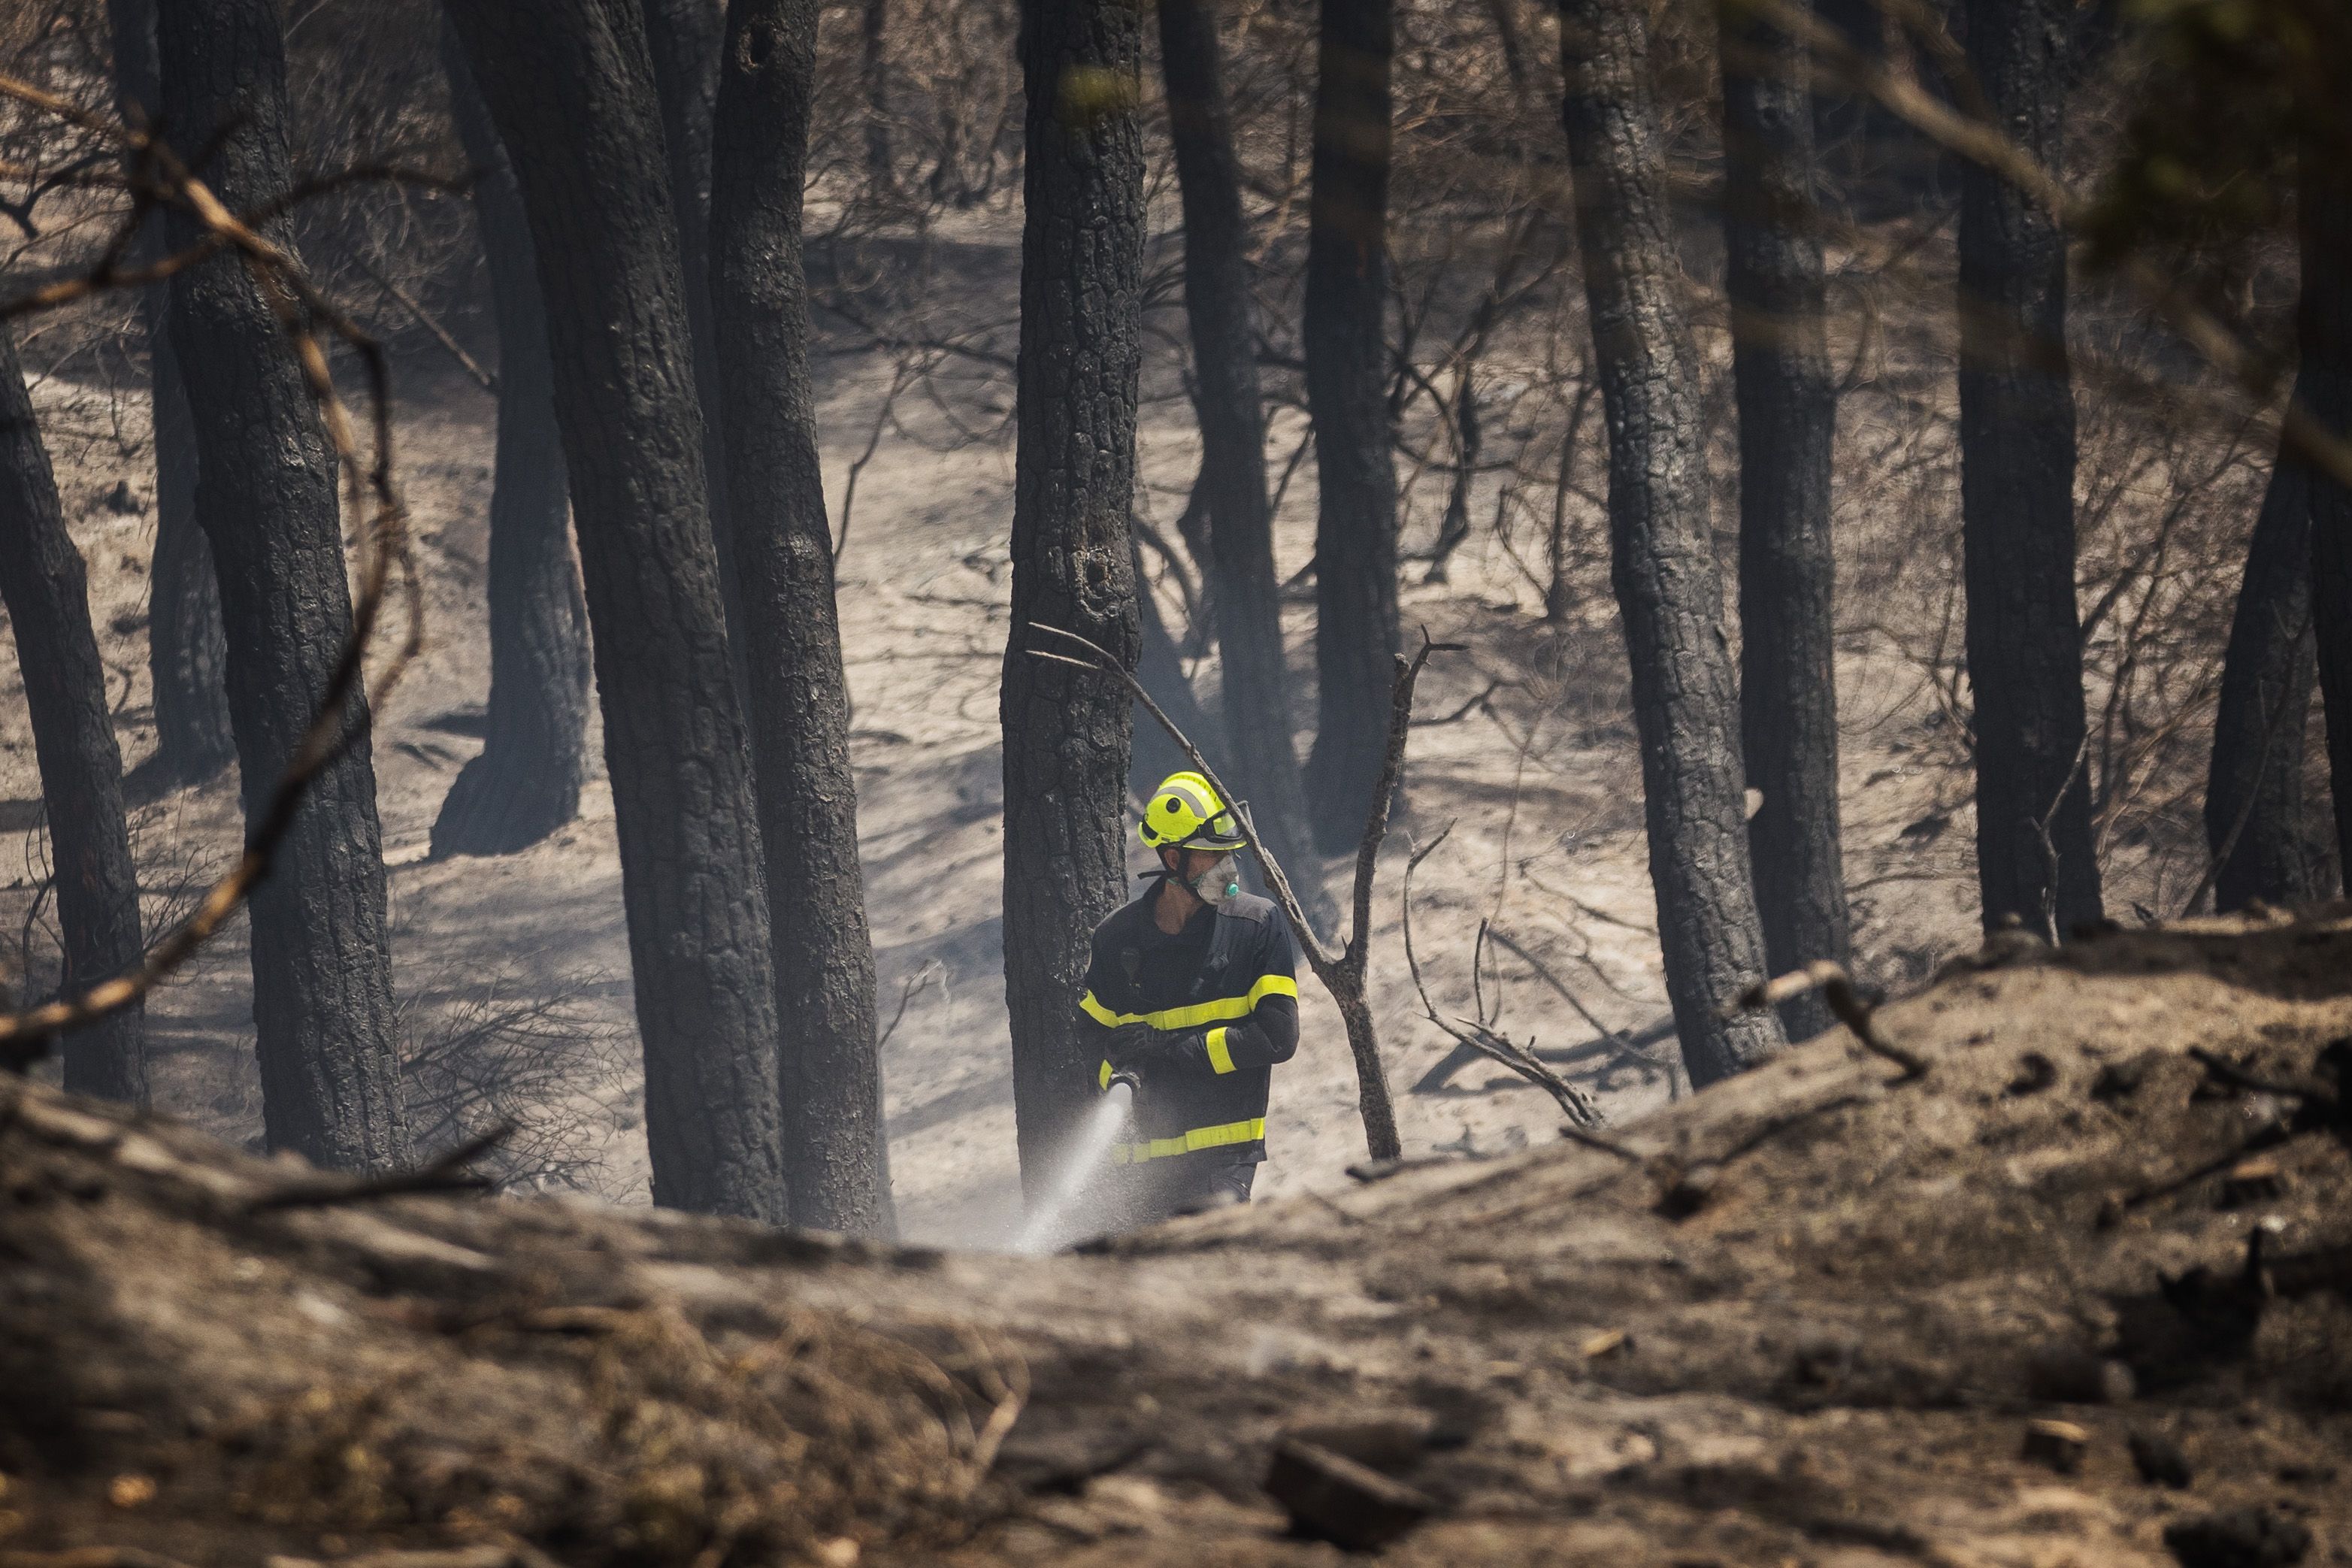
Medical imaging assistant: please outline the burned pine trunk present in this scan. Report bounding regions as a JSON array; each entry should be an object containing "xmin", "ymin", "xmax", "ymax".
[
  {"xmin": 639, "ymin": 0, "xmax": 748, "ymax": 699},
  {"xmin": 2208, "ymin": 452, "xmax": 2318, "ymax": 911},
  {"xmin": 0, "ymin": 328, "xmax": 146, "ymax": 1106},
  {"xmin": 710, "ymin": 0, "xmax": 893, "ymax": 1237},
  {"xmin": 160, "ymin": 0, "xmax": 410, "ymax": 1170},
  {"xmin": 107, "ymin": 0, "xmax": 233, "ymax": 790},
  {"xmin": 1556, "ymin": 0, "xmax": 1784, "ymax": 1087},
  {"xmin": 1302, "ymin": 0, "xmax": 1402, "ymax": 855},
  {"xmin": 1958, "ymin": 0, "xmax": 2102, "ymax": 936},
  {"xmin": 431, "ymin": 32, "xmax": 592, "ymax": 860},
  {"xmin": 1156, "ymin": 0, "xmax": 1324, "ymax": 917},
  {"xmin": 450, "ymin": 0, "xmax": 786, "ymax": 1221},
  {"xmin": 1719, "ymin": 0, "xmax": 1850, "ymax": 1039},
  {"xmin": 2305, "ymin": 143, "xmax": 2352, "ymax": 885},
  {"xmin": 1000, "ymin": 0, "xmax": 1145, "ymax": 1204}
]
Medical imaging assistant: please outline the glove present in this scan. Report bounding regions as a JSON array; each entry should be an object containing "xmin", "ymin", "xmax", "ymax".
[{"xmin": 1105, "ymin": 1022, "xmax": 1204, "ymax": 1077}]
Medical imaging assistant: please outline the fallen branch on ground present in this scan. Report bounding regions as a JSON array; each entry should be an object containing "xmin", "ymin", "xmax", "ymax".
[
  {"xmin": 1739, "ymin": 961, "xmax": 1929, "ymax": 1080},
  {"xmin": 1400, "ymin": 821, "xmax": 1618, "ymax": 1146},
  {"xmin": 247, "ymin": 1124, "xmax": 515, "ymax": 1212}
]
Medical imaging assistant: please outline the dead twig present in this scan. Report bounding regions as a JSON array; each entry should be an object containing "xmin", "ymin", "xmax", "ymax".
[
  {"xmin": 1030, "ymin": 622, "xmax": 1461, "ymax": 1162},
  {"xmin": 1400, "ymin": 822, "xmax": 1617, "ymax": 1140},
  {"xmin": 875, "ymin": 958, "xmax": 946, "ymax": 1051},
  {"xmin": 347, "ymin": 244, "xmax": 496, "ymax": 393},
  {"xmin": 247, "ymin": 1123, "xmax": 515, "ymax": 1212},
  {"xmin": 1739, "ymin": 961, "xmax": 1929, "ymax": 1080}
]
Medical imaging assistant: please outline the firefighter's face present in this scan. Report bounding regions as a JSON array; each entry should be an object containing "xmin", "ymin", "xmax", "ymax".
[{"xmin": 1162, "ymin": 846, "xmax": 1224, "ymax": 882}]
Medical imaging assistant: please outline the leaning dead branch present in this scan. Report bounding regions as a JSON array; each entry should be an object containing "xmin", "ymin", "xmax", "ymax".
[
  {"xmin": 1031, "ymin": 622, "xmax": 1461, "ymax": 1163},
  {"xmin": 1739, "ymin": 961, "xmax": 1930, "ymax": 1080},
  {"xmin": 1400, "ymin": 821, "xmax": 1619, "ymax": 1146},
  {"xmin": 0, "ymin": 73, "xmax": 422, "ymax": 1067}
]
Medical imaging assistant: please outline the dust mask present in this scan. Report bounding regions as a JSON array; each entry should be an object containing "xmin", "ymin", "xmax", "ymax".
[{"xmin": 1191, "ymin": 853, "xmax": 1242, "ymax": 907}]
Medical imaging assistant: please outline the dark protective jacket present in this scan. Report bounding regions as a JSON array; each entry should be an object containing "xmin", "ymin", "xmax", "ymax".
[{"xmin": 1077, "ymin": 888, "xmax": 1300, "ymax": 1167}]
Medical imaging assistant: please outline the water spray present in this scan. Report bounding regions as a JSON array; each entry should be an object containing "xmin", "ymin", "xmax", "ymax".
[{"xmin": 1013, "ymin": 1070, "xmax": 1137, "ymax": 1253}]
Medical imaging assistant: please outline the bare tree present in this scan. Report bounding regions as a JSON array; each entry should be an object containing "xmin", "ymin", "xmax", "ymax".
[
  {"xmin": 2206, "ymin": 450, "xmax": 2317, "ymax": 910},
  {"xmin": 107, "ymin": 0, "xmax": 233, "ymax": 789},
  {"xmin": 1303, "ymin": 0, "xmax": 1402, "ymax": 855},
  {"xmin": 2306, "ymin": 143, "xmax": 2352, "ymax": 883},
  {"xmin": 161, "ymin": 0, "xmax": 411, "ymax": 1170},
  {"xmin": 1958, "ymin": 0, "xmax": 2101, "ymax": 934},
  {"xmin": 1720, "ymin": 0, "xmax": 1848, "ymax": 1038},
  {"xmin": 1556, "ymin": 0, "xmax": 1783, "ymax": 1087},
  {"xmin": 999, "ymin": 0, "xmax": 1146, "ymax": 1204},
  {"xmin": 449, "ymin": 0, "xmax": 786, "ymax": 1220},
  {"xmin": 710, "ymin": 0, "xmax": 892, "ymax": 1236},
  {"xmin": 0, "ymin": 324, "xmax": 145, "ymax": 1105},
  {"xmin": 430, "ymin": 30, "xmax": 592, "ymax": 859},
  {"xmin": 1156, "ymin": 0, "xmax": 1325, "ymax": 925}
]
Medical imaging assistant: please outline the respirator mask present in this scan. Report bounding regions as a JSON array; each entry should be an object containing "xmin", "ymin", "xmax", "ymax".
[{"xmin": 1191, "ymin": 853, "xmax": 1243, "ymax": 907}]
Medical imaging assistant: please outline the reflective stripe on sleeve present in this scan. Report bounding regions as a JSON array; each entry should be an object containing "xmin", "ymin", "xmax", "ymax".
[
  {"xmin": 1108, "ymin": 1117, "xmax": 1266, "ymax": 1164},
  {"xmin": 1076, "ymin": 973, "xmax": 1297, "ymax": 1032},
  {"xmin": 1099, "ymin": 1058, "xmax": 1114, "ymax": 1091},
  {"xmin": 1205, "ymin": 1026, "xmax": 1236, "ymax": 1075}
]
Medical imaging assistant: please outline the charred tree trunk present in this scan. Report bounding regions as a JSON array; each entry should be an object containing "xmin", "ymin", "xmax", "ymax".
[
  {"xmin": 1556, "ymin": 0, "xmax": 1784, "ymax": 1088},
  {"xmin": 1302, "ymin": 0, "xmax": 1401, "ymax": 855},
  {"xmin": 431, "ymin": 32, "xmax": 592, "ymax": 861},
  {"xmin": 2304, "ymin": 144, "xmax": 2352, "ymax": 884},
  {"xmin": 640, "ymin": 0, "xmax": 749, "ymax": 703},
  {"xmin": 159, "ymin": 0, "xmax": 410, "ymax": 1170},
  {"xmin": 1000, "ymin": 0, "xmax": 1144, "ymax": 1205},
  {"xmin": 1156, "ymin": 0, "xmax": 1324, "ymax": 916},
  {"xmin": 107, "ymin": 0, "xmax": 233, "ymax": 790},
  {"xmin": 1958, "ymin": 0, "xmax": 2100, "ymax": 936},
  {"xmin": 710, "ymin": 0, "xmax": 893, "ymax": 1237},
  {"xmin": 1720, "ymin": 0, "xmax": 1849, "ymax": 1040},
  {"xmin": 2207, "ymin": 450, "xmax": 2317, "ymax": 911},
  {"xmin": 450, "ymin": 0, "xmax": 785, "ymax": 1221},
  {"xmin": 0, "ymin": 328, "xmax": 146, "ymax": 1106}
]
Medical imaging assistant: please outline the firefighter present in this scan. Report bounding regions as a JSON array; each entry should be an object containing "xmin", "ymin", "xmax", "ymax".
[{"xmin": 1076, "ymin": 770, "xmax": 1300, "ymax": 1224}]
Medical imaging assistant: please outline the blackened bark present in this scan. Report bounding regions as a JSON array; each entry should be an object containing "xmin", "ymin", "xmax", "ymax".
[
  {"xmin": 2302, "ymin": 144, "xmax": 2352, "ymax": 880},
  {"xmin": 1721, "ymin": 0, "xmax": 1849, "ymax": 1040},
  {"xmin": 1958, "ymin": 0, "xmax": 2100, "ymax": 935},
  {"xmin": 640, "ymin": 0, "xmax": 749, "ymax": 701},
  {"xmin": 1302, "ymin": 0, "xmax": 1401, "ymax": 855},
  {"xmin": 431, "ymin": 33, "xmax": 592, "ymax": 860},
  {"xmin": 107, "ymin": 0, "xmax": 233, "ymax": 789},
  {"xmin": 710, "ymin": 0, "xmax": 893, "ymax": 1237},
  {"xmin": 450, "ymin": 0, "xmax": 785, "ymax": 1221},
  {"xmin": 2208, "ymin": 449, "xmax": 2317, "ymax": 910},
  {"xmin": 0, "ymin": 328, "xmax": 146, "ymax": 1105},
  {"xmin": 159, "ymin": 0, "xmax": 410, "ymax": 1170},
  {"xmin": 1557, "ymin": 0, "xmax": 1784, "ymax": 1087},
  {"xmin": 1000, "ymin": 0, "xmax": 1145, "ymax": 1205},
  {"xmin": 1156, "ymin": 0, "xmax": 1324, "ymax": 910}
]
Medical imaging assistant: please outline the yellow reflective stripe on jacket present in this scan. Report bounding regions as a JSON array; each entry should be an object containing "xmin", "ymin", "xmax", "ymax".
[
  {"xmin": 1109, "ymin": 1116, "xmax": 1265, "ymax": 1164},
  {"xmin": 1078, "ymin": 972, "xmax": 1298, "ymax": 1031},
  {"xmin": 1205, "ymin": 1026, "xmax": 1236, "ymax": 1075},
  {"xmin": 1099, "ymin": 1058, "xmax": 1114, "ymax": 1091}
]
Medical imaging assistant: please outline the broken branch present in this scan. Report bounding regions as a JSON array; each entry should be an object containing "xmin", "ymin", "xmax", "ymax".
[{"xmin": 1740, "ymin": 961, "xmax": 1929, "ymax": 1080}]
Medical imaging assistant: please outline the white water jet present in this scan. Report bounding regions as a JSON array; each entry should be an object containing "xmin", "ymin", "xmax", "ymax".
[{"xmin": 1013, "ymin": 1078, "xmax": 1133, "ymax": 1254}]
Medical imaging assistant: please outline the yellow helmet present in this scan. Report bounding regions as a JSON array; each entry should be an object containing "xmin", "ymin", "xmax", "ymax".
[{"xmin": 1139, "ymin": 770, "xmax": 1249, "ymax": 852}]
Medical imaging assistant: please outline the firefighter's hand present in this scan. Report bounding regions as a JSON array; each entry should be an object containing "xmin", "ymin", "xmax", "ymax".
[{"xmin": 1105, "ymin": 1023, "xmax": 1203, "ymax": 1076}]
